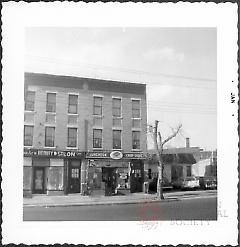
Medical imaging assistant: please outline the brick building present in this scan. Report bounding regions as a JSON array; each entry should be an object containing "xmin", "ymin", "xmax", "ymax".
[{"xmin": 23, "ymin": 72, "xmax": 147, "ymax": 197}]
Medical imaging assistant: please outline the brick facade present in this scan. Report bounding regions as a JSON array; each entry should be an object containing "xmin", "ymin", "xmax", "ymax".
[{"xmin": 24, "ymin": 72, "xmax": 147, "ymax": 197}]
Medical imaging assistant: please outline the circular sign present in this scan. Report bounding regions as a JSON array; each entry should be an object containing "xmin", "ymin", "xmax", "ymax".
[{"xmin": 110, "ymin": 151, "xmax": 123, "ymax": 160}]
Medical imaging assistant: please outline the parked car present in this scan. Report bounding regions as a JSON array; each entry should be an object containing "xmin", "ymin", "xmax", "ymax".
[
  {"xmin": 148, "ymin": 177, "xmax": 173, "ymax": 192},
  {"xmin": 172, "ymin": 176, "xmax": 200, "ymax": 190},
  {"xmin": 198, "ymin": 176, "xmax": 217, "ymax": 190}
]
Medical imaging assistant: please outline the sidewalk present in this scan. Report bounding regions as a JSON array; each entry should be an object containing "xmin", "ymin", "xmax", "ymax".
[
  {"xmin": 23, "ymin": 192, "xmax": 178, "ymax": 208},
  {"xmin": 23, "ymin": 190, "xmax": 217, "ymax": 208}
]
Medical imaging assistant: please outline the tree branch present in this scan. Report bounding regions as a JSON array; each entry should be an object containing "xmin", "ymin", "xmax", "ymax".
[
  {"xmin": 158, "ymin": 131, "xmax": 163, "ymax": 151},
  {"xmin": 162, "ymin": 123, "xmax": 182, "ymax": 146}
]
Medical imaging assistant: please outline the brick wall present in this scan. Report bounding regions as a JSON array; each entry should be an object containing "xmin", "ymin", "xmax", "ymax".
[{"xmin": 25, "ymin": 74, "xmax": 147, "ymax": 153}]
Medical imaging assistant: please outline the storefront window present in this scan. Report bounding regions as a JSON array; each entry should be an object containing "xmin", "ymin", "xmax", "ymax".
[{"xmin": 116, "ymin": 168, "xmax": 130, "ymax": 189}]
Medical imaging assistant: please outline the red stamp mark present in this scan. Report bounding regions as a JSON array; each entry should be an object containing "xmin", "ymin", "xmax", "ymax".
[{"xmin": 137, "ymin": 202, "xmax": 161, "ymax": 230}]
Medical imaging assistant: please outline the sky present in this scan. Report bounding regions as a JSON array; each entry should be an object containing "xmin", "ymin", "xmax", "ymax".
[{"xmin": 25, "ymin": 27, "xmax": 217, "ymax": 150}]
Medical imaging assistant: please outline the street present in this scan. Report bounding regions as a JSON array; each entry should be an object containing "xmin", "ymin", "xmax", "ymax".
[{"xmin": 23, "ymin": 192, "xmax": 217, "ymax": 221}]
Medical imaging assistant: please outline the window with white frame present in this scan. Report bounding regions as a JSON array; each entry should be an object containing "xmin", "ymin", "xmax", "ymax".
[
  {"xmin": 68, "ymin": 94, "xmax": 78, "ymax": 114},
  {"xmin": 112, "ymin": 98, "xmax": 121, "ymax": 117},
  {"xmin": 25, "ymin": 91, "xmax": 35, "ymax": 111},
  {"xmin": 46, "ymin": 93, "xmax": 56, "ymax": 113},
  {"xmin": 45, "ymin": 126, "xmax": 55, "ymax": 147},
  {"xmin": 113, "ymin": 130, "xmax": 121, "ymax": 149},
  {"xmin": 93, "ymin": 96, "xmax": 103, "ymax": 116},
  {"xmin": 132, "ymin": 131, "xmax": 140, "ymax": 150},
  {"xmin": 67, "ymin": 128, "xmax": 77, "ymax": 148},
  {"xmin": 24, "ymin": 125, "xmax": 34, "ymax": 146},
  {"xmin": 93, "ymin": 129, "xmax": 102, "ymax": 148},
  {"xmin": 132, "ymin": 99, "xmax": 140, "ymax": 118}
]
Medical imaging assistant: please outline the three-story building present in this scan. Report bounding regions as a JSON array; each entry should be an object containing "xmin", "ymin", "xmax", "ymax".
[{"xmin": 23, "ymin": 72, "xmax": 147, "ymax": 197}]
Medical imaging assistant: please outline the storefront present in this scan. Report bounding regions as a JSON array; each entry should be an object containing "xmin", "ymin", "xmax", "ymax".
[
  {"xmin": 23, "ymin": 148, "xmax": 85, "ymax": 196},
  {"xmin": 86, "ymin": 151, "xmax": 146, "ymax": 196}
]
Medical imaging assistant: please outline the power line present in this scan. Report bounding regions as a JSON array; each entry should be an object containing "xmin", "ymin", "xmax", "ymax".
[{"xmin": 25, "ymin": 55, "xmax": 216, "ymax": 89}]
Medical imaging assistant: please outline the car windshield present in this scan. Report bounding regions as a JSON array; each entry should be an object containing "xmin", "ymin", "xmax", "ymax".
[{"xmin": 185, "ymin": 177, "xmax": 195, "ymax": 181}]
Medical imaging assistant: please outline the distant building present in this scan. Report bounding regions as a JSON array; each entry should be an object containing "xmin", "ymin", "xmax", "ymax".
[
  {"xmin": 24, "ymin": 72, "xmax": 147, "ymax": 197},
  {"xmin": 192, "ymin": 150, "xmax": 217, "ymax": 177},
  {"xmin": 147, "ymin": 137, "xmax": 217, "ymax": 184},
  {"xmin": 147, "ymin": 146, "xmax": 200, "ymax": 184}
]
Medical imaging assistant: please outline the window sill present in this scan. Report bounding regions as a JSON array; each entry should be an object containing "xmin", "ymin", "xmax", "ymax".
[
  {"xmin": 131, "ymin": 149, "xmax": 142, "ymax": 152},
  {"xmin": 112, "ymin": 126, "xmax": 123, "ymax": 130},
  {"xmin": 24, "ymin": 110, "xmax": 36, "ymax": 113},
  {"xmin": 44, "ymin": 146, "xmax": 57, "ymax": 149},
  {"xmin": 68, "ymin": 113, "xmax": 79, "ymax": 116},
  {"xmin": 24, "ymin": 145, "xmax": 33, "ymax": 148},
  {"xmin": 45, "ymin": 112, "xmax": 56, "ymax": 114},
  {"xmin": 66, "ymin": 147, "xmax": 78, "ymax": 149}
]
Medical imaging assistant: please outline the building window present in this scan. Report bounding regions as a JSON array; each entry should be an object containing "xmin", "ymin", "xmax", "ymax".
[
  {"xmin": 132, "ymin": 99, "xmax": 140, "ymax": 118},
  {"xmin": 25, "ymin": 91, "xmax": 35, "ymax": 111},
  {"xmin": 112, "ymin": 98, "xmax": 121, "ymax": 117},
  {"xmin": 45, "ymin": 126, "xmax": 55, "ymax": 147},
  {"xmin": 46, "ymin": 93, "xmax": 56, "ymax": 113},
  {"xmin": 93, "ymin": 96, "xmax": 103, "ymax": 116},
  {"xmin": 93, "ymin": 129, "xmax": 102, "ymax": 148},
  {"xmin": 67, "ymin": 128, "xmax": 77, "ymax": 148},
  {"xmin": 187, "ymin": 166, "xmax": 191, "ymax": 177},
  {"xmin": 24, "ymin": 125, "xmax": 33, "ymax": 146},
  {"xmin": 113, "ymin": 130, "xmax": 121, "ymax": 149},
  {"xmin": 68, "ymin": 94, "xmax": 78, "ymax": 114},
  {"xmin": 132, "ymin": 131, "xmax": 140, "ymax": 150}
]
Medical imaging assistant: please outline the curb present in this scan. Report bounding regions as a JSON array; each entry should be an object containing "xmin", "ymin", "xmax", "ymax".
[{"xmin": 23, "ymin": 198, "xmax": 179, "ymax": 208}]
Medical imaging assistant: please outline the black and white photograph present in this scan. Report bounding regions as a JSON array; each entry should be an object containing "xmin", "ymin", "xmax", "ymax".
[
  {"xmin": 2, "ymin": 2, "xmax": 238, "ymax": 246},
  {"xmin": 23, "ymin": 27, "xmax": 218, "ymax": 222}
]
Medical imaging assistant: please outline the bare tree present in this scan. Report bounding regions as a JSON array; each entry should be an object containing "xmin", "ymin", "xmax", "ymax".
[{"xmin": 153, "ymin": 120, "xmax": 182, "ymax": 199}]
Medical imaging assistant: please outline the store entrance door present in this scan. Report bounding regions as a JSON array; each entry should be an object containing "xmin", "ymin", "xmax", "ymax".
[
  {"xmin": 68, "ymin": 160, "xmax": 81, "ymax": 193},
  {"xmin": 130, "ymin": 161, "xmax": 144, "ymax": 193},
  {"xmin": 33, "ymin": 167, "xmax": 45, "ymax": 194},
  {"xmin": 102, "ymin": 167, "xmax": 117, "ymax": 196}
]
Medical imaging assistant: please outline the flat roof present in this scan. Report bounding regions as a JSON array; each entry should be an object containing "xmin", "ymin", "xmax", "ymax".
[{"xmin": 25, "ymin": 72, "xmax": 146, "ymax": 95}]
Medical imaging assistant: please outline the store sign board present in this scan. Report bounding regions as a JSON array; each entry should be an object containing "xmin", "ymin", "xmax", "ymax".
[
  {"xmin": 24, "ymin": 148, "xmax": 84, "ymax": 158},
  {"xmin": 86, "ymin": 151, "xmax": 146, "ymax": 159},
  {"xmin": 110, "ymin": 151, "xmax": 123, "ymax": 160},
  {"xmin": 124, "ymin": 152, "xmax": 146, "ymax": 159}
]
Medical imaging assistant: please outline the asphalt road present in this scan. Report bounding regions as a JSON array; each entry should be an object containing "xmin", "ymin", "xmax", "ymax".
[{"xmin": 23, "ymin": 196, "xmax": 217, "ymax": 221}]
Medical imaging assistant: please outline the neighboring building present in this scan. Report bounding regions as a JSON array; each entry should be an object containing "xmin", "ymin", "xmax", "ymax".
[
  {"xmin": 23, "ymin": 72, "xmax": 147, "ymax": 197},
  {"xmin": 147, "ymin": 146, "xmax": 200, "ymax": 184},
  {"xmin": 192, "ymin": 150, "xmax": 217, "ymax": 177},
  {"xmin": 146, "ymin": 137, "xmax": 217, "ymax": 184}
]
